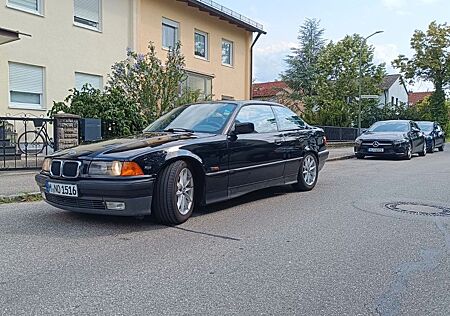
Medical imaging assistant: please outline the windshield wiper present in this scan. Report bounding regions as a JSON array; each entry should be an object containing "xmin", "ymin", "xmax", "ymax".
[{"xmin": 164, "ymin": 128, "xmax": 195, "ymax": 133}]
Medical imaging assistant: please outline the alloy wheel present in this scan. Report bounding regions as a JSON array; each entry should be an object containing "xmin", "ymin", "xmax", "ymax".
[
  {"xmin": 302, "ymin": 155, "xmax": 317, "ymax": 186},
  {"xmin": 407, "ymin": 146, "xmax": 412, "ymax": 159},
  {"xmin": 176, "ymin": 168, "xmax": 194, "ymax": 215}
]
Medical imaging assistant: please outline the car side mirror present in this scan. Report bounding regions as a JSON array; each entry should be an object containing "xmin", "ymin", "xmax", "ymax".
[{"xmin": 233, "ymin": 122, "xmax": 255, "ymax": 135}]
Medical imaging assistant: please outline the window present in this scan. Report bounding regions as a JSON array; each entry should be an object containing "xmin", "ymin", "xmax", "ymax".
[
  {"xmin": 9, "ymin": 62, "xmax": 44, "ymax": 109},
  {"xmin": 391, "ymin": 96, "xmax": 394, "ymax": 105},
  {"xmin": 74, "ymin": 0, "xmax": 101, "ymax": 30},
  {"xmin": 235, "ymin": 105, "xmax": 277, "ymax": 133},
  {"xmin": 194, "ymin": 30, "xmax": 208, "ymax": 59},
  {"xmin": 222, "ymin": 40, "xmax": 233, "ymax": 66},
  {"xmin": 75, "ymin": 72, "xmax": 103, "ymax": 90},
  {"xmin": 7, "ymin": 0, "xmax": 42, "ymax": 14},
  {"xmin": 183, "ymin": 72, "xmax": 212, "ymax": 99},
  {"xmin": 162, "ymin": 18, "xmax": 179, "ymax": 49},
  {"xmin": 272, "ymin": 106, "xmax": 306, "ymax": 131}
]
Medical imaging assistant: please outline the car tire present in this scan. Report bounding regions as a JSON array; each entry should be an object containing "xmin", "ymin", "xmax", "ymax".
[
  {"xmin": 153, "ymin": 160, "xmax": 195, "ymax": 225},
  {"xmin": 427, "ymin": 140, "xmax": 434, "ymax": 154},
  {"xmin": 292, "ymin": 153, "xmax": 318, "ymax": 192},
  {"xmin": 419, "ymin": 142, "xmax": 427, "ymax": 157},
  {"xmin": 355, "ymin": 154, "xmax": 365, "ymax": 159},
  {"xmin": 404, "ymin": 144, "xmax": 413, "ymax": 160}
]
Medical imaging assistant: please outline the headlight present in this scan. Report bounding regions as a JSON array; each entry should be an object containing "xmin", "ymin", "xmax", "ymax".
[
  {"xmin": 393, "ymin": 139, "xmax": 408, "ymax": 145},
  {"xmin": 88, "ymin": 161, "xmax": 144, "ymax": 177},
  {"xmin": 42, "ymin": 158, "xmax": 52, "ymax": 173},
  {"xmin": 355, "ymin": 139, "xmax": 363, "ymax": 145}
]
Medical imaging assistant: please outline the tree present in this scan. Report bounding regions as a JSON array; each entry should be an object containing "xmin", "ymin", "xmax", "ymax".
[
  {"xmin": 393, "ymin": 21, "xmax": 450, "ymax": 128},
  {"xmin": 314, "ymin": 35, "xmax": 386, "ymax": 126},
  {"xmin": 107, "ymin": 42, "xmax": 186, "ymax": 121},
  {"xmin": 281, "ymin": 18, "xmax": 325, "ymax": 122},
  {"xmin": 50, "ymin": 42, "xmax": 189, "ymax": 137}
]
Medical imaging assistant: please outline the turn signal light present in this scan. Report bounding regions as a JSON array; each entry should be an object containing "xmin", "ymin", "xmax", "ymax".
[{"xmin": 121, "ymin": 162, "xmax": 144, "ymax": 176}]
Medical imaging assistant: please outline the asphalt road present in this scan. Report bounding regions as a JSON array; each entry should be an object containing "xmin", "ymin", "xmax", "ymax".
[{"xmin": 1, "ymin": 149, "xmax": 449, "ymax": 315}]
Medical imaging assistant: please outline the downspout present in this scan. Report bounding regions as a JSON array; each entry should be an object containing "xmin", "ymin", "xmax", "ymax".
[{"xmin": 250, "ymin": 32, "xmax": 263, "ymax": 99}]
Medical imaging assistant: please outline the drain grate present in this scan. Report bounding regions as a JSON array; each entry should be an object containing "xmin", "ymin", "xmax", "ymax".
[{"xmin": 385, "ymin": 202, "xmax": 450, "ymax": 217}]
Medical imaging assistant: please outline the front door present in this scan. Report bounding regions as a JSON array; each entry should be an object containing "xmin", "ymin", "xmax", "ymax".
[{"xmin": 227, "ymin": 104, "xmax": 284, "ymax": 197}]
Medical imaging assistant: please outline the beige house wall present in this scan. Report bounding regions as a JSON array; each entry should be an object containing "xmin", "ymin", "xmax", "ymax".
[
  {"xmin": 0, "ymin": 0, "xmax": 255, "ymax": 118},
  {"xmin": 138, "ymin": 0, "xmax": 253, "ymax": 100},
  {"xmin": 0, "ymin": 0, "xmax": 133, "ymax": 117}
]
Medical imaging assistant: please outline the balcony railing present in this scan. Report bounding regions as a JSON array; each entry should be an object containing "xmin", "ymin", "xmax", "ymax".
[{"xmin": 196, "ymin": 0, "xmax": 264, "ymax": 31}]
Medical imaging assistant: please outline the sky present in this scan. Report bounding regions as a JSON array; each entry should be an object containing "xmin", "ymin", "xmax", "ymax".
[{"xmin": 217, "ymin": 0, "xmax": 449, "ymax": 92}]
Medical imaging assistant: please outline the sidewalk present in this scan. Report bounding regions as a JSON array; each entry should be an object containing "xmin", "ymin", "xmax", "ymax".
[{"xmin": 0, "ymin": 146, "xmax": 355, "ymax": 199}]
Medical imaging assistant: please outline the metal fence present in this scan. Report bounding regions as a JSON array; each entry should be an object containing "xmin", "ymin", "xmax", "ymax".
[
  {"xmin": 318, "ymin": 126, "xmax": 359, "ymax": 142},
  {"xmin": 0, "ymin": 117, "xmax": 55, "ymax": 170}
]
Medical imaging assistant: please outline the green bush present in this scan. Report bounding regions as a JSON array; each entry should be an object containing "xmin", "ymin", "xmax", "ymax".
[{"xmin": 49, "ymin": 42, "xmax": 207, "ymax": 138}]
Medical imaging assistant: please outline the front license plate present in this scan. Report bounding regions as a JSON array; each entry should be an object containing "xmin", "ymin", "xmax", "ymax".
[
  {"xmin": 46, "ymin": 181, "xmax": 78, "ymax": 197},
  {"xmin": 368, "ymin": 148, "xmax": 384, "ymax": 153}
]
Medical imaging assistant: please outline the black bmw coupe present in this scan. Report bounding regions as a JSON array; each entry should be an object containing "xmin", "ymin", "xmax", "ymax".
[
  {"xmin": 354, "ymin": 120, "xmax": 426, "ymax": 160},
  {"xmin": 36, "ymin": 101, "xmax": 329, "ymax": 224}
]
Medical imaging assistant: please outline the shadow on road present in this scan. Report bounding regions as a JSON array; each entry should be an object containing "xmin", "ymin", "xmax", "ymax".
[{"xmin": 2, "ymin": 185, "xmax": 294, "ymax": 239}]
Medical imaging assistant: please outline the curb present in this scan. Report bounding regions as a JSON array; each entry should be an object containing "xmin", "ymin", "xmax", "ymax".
[
  {"xmin": 0, "ymin": 192, "xmax": 42, "ymax": 204},
  {"xmin": 327, "ymin": 154, "xmax": 355, "ymax": 162}
]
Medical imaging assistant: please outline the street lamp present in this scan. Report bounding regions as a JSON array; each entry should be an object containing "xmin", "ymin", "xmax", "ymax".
[{"xmin": 358, "ymin": 30, "xmax": 384, "ymax": 134}]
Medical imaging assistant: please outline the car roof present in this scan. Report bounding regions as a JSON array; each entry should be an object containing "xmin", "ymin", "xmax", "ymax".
[
  {"xmin": 191, "ymin": 100, "xmax": 285, "ymax": 107},
  {"xmin": 376, "ymin": 120, "xmax": 411, "ymax": 123}
]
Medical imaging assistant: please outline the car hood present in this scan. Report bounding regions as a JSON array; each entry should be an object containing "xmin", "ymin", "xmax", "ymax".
[
  {"xmin": 51, "ymin": 132, "xmax": 211, "ymax": 160},
  {"xmin": 358, "ymin": 132, "xmax": 408, "ymax": 141}
]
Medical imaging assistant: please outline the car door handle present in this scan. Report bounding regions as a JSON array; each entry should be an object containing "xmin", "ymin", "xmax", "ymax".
[{"xmin": 274, "ymin": 138, "xmax": 283, "ymax": 146}]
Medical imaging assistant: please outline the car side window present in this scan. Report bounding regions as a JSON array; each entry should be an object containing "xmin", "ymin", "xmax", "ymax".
[
  {"xmin": 272, "ymin": 106, "xmax": 305, "ymax": 131},
  {"xmin": 234, "ymin": 104, "xmax": 278, "ymax": 133}
]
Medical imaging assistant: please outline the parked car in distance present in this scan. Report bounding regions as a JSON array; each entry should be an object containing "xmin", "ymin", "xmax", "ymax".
[
  {"xmin": 417, "ymin": 121, "xmax": 445, "ymax": 153},
  {"xmin": 36, "ymin": 101, "xmax": 329, "ymax": 225},
  {"xmin": 354, "ymin": 120, "xmax": 426, "ymax": 160}
]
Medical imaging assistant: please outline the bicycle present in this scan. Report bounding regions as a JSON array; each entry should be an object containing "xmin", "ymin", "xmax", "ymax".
[{"xmin": 17, "ymin": 119, "xmax": 54, "ymax": 155}]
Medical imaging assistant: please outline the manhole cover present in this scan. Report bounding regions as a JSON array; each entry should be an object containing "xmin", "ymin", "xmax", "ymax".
[{"xmin": 385, "ymin": 202, "xmax": 450, "ymax": 217}]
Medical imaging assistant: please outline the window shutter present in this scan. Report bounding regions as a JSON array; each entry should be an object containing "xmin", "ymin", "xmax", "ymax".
[
  {"xmin": 75, "ymin": 72, "xmax": 102, "ymax": 90},
  {"xmin": 8, "ymin": 0, "xmax": 38, "ymax": 11},
  {"xmin": 74, "ymin": 0, "xmax": 100, "ymax": 23},
  {"xmin": 9, "ymin": 63, "xmax": 43, "ymax": 94}
]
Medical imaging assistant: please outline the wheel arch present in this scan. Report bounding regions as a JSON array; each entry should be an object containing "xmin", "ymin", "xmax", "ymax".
[{"xmin": 154, "ymin": 152, "xmax": 207, "ymax": 207}]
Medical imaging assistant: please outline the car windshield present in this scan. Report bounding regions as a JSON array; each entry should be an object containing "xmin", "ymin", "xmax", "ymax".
[
  {"xmin": 417, "ymin": 122, "xmax": 433, "ymax": 132},
  {"xmin": 144, "ymin": 103, "xmax": 237, "ymax": 134},
  {"xmin": 368, "ymin": 121, "xmax": 409, "ymax": 132}
]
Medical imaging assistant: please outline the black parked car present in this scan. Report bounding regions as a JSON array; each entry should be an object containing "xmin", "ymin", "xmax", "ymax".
[
  {"xmin": 354, "ymin": 120, "xmax": 426, "ymax": 160},
  {"xmin": 36, "ymin": 101, "xmax": 329, "ymax": 224},
  {"xmin": 417, "ymin": 121, "xmax": 445, "ymax": 153}
]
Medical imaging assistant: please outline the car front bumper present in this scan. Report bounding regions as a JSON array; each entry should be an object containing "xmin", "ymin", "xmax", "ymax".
[
  {"xmin": 318, "ymin": 150, "xmax": 329, "ymax": 170},
  {"xmin": 354, "ymin": 143, "xmax": 409, "ymax": 157},
  {"xmin": 35, "ymin": 173, "xmax": 154, "ymax": 216}
]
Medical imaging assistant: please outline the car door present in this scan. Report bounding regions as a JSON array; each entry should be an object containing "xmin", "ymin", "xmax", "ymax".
[
  {"xmin": 410, "ymin": 122, "xmax": 422, "ymax": 152},
  {"xmin": 227, "ymin": 104, "xmax": 285, "ymax": 197},
  {"xmin": 271, "ymin": 105, "xmax": 311, "ymax": 184},
  {"xmin": 435, "ymin": 123, "xmax": 445, "ymax": 147}
]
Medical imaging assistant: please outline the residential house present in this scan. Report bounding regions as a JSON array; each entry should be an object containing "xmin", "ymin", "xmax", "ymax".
[
  {"xmin": 379, "ymin": 74, "xmax": 408, "ymax": 107},
  {"xmin": 0, "ymin": 0, "xmax": 265, "ymax": 117},
  {"xmin": 408, "ymin": 91, "xmax": 433, "ymax": 106},
  {"xmin": 0, "ymin": 0, "xmax": 134, "ymax": 118},
  {"xmin": 252, "ymin": 81, "xmax": 303, "ymax": 114}
]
